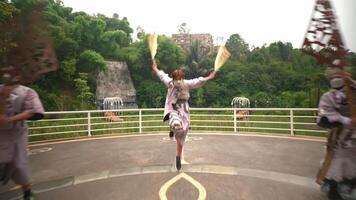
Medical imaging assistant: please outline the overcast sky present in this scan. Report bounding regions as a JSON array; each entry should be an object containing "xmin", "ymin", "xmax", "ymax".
[{"xmin": 61, "ymin": 0, "xmax": 355, "ymax": 52}]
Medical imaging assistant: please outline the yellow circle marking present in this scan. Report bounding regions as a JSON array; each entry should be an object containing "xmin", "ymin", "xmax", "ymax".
[{"xmin": 159, "ymin": 172, "xmax": 206, "ymax": 200}]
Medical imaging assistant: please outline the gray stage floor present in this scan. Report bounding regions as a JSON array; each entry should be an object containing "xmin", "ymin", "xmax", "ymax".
[{"xmin": 0, "ymin": 133, "xmax": 328, "ymax": 200}]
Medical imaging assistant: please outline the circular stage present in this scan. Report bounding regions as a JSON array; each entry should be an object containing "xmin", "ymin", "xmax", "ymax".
[{"xmin": 0, "ymin": 133, "xmax": 327, "ymax": 200}]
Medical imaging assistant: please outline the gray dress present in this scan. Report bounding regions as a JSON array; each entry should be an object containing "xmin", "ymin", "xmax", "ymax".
[
  {"xmin": 317, "ymin": 87, "xmax": 356, "ymax": 182},
  {"xmin": 0, "ymin": 85, "xmax": 44, "ymax": 185}
]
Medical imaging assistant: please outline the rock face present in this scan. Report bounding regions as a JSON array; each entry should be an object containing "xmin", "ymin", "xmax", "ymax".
[{"xmin": 96, "ymin": 61, "xmax": 137, "ymax": 109}]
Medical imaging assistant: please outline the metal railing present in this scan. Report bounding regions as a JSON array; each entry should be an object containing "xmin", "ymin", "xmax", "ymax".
[{"xmin": 27, "ymin": 108, "xmax": 327, "ymax": 142}]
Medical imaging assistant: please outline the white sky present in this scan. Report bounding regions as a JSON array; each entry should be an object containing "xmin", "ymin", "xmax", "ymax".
[{"xmin": 61, "ymin": 0, "xmax": 355, "ymax": 52}]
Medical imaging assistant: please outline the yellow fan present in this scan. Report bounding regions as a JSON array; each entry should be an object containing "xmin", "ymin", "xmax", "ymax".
[
  {"xmin": 214, "ymin": 46, "xmax": 231, "ymax": 71},
  {"xmin": 148, "ymin": 34, "xmax": 158, "ymax": 60}
]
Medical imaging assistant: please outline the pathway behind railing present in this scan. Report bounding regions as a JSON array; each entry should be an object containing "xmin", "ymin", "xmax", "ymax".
[{"xmin": 28, "ymin": 108, "xmax": 327, "ymax": 142}]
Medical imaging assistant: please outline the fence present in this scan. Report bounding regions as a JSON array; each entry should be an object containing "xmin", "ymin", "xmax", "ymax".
[{"xmin": 28, "ymin": 108, "xmax": 327, "ymax": 142}]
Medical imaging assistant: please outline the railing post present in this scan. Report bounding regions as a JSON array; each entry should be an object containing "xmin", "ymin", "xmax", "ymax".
[
  {"xmin": 234, "ymin": 108, "xmax": 237, "ymax": 133},
  {"xmin": 290, "ymin": 109, "xmax": 294, "ymax": 136},
  {"xmin": 88, "ymin": 111, "xmax": 92, "ymax": 137},
  {"xmin": 139, "ymin": 109, "xmax": 142, "ymax": 134}
]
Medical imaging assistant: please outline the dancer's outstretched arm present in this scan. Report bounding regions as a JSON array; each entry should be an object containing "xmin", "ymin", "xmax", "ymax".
[
  {"xmin": 205, "ymin": 70, "xmax": 217, "ymax": 81},
  {"xmin": 151, "ymin": 59, "xmax": 172, "ymax": 87},
  {"xmin": 151, "ymin": 59, "xmax": 159, "ymax": 74},
  {"xmin": 186, "ymin": 70, "xmax": 217, "ymax": 89}
]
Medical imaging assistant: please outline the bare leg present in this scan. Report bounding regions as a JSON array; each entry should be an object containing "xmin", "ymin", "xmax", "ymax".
[
  {"xmin": 176, "ymin": 142, "xmax": 183, "ymax": 157},
  {"xmin": 175, "ymin": 141, "xmax": 183, "ymax": 170}
]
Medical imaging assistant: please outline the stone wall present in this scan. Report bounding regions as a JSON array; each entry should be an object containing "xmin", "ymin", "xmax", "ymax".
[{"xmin": 96, "ymin": 61, "xmax": 137, "ymax": 109}]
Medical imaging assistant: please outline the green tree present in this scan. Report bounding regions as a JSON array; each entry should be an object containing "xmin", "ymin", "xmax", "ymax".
[
  {"xmin": 61, "ymin": 58, "xmax": 77, "ymax": 80},
  {"xmin": 77, "ymin": 50, "xmax": 107, "ymax": 73},
  {"xmin": 4, "ymin": 0, "xmax": 347, "ymax": 110},
  {"xmin": 99, "ymin": 30, "xmax": 129, "ymax": 59},
  {"xmin": 252, "ymin": 92, "xmax": 272, "ymax": 108},
  {"xmin": 135, "ymin": 26, "xmax": 145, "ymax": 40},
  {"xmin": 0, "ymin": 0, "xmax": 18, "ymax": 23},
  {"xmin": 226, "ymin": 33, "xmax": 250, "ymax": 61},
  {"xmin": 56, "ymin": 38, "xmax": 79, "ymax": 60},
  {"xmin": 0, "ymin": 1, "xmax": 19, "ymax": 60},
  {"xmin": 122, "ymin": 34, "xmax": 185, "ymax": 107},
  {"xmin": 74, "ymin": 73, "xmax": 94, "ymax": 109},
  {"xmin": 185, "ymin": 40, "xmax": 210, "ymax": 78}
]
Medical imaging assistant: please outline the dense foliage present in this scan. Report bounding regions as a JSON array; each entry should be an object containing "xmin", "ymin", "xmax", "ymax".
[{"xmin": 1, "ymin": 0, "xmax": 355, "ymax": 111}]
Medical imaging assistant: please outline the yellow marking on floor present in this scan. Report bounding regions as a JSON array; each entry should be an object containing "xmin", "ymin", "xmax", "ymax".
[{"xmin": 159, "ymin": 172, "xmax": 206, "ymax": 200}]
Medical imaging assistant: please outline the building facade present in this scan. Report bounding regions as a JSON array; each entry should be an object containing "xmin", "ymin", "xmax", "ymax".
[{"xmin": 172, "ymin": 33, "xmax": 214, "ymax": 53}]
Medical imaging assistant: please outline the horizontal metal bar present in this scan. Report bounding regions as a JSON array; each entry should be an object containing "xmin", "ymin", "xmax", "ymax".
[
  {"xmin": 293, "ymin": 122, "xmax": 318, "ymax": 125},
  {"xmin": 235, "ymin": 120, "xmax": 290, "ymax": 124},
  {"xmin": 190, "ymin": 125, "xmax": 234, "ymax": 129},
  {"xmin": 91, "ymin": 127, "xmax": 139, "ymax": 132},
  {"xmin": 141, "ymin": 120, "xmax": 165, "ymax": 123},
  {"xmin": 29, "ymin": 123, "xmax": 87, "ymax": 130},
  {"xmin": 190, "ymin": 114, "xmax": 233, "ymax": 117},
  {"xmin": 245, "ymin": 115, "xmax": 290, "ymax": 118},
  {"xmin": 141, "ymin": 114, "xmax": 164, "ymax": 117},
  {"xmin": 293, "ymin": 116, "xmax": 317, "ymax": 118},
  {"xmin": 191, "ymin": 108, "xmax": 317, "ymax": 111},
  {"xmin": 91, "ymin": 121, "xmax": 139, "ymax": 126},
  {"xmin": 29, "ymin": 129, "xmax": 88, "ymax": 137},
  {"xmin": 141, "ymin": 126, "xmax": 169, "ymax": 129},
  {"xmin": 190, "ymin": 120, "xmax": 233, "ymax": 123},
  {"xmin": 293, "ymin": 129, "xmax": 327, "ymax": 133},
  {"xmin": 29, "ymin": 117, "xmax": 88, "ymax": 123},
  {"xmin": 232, "ymin": 126, "xmax": 291, "ymax": 131}
]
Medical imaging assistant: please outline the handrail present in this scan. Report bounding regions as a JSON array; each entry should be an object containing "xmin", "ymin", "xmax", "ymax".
[{"xmin": 27, "ymin": 108, "xmax": 326, "ymax": 142}]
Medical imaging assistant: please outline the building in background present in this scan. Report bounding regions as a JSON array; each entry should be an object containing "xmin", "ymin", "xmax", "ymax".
[{"xmin": 172, "ymin": 33, "xmax": 214, "ymax": 53}]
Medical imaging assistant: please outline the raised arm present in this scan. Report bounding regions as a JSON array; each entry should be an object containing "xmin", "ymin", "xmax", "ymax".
[
  {"xmin": 205, "ymin": 70, "xmax": 217, "ymax": 81},
  {"xmin": 151, "ymin": 59, "xmax": 172, "ymax": 87},
  {"xmin": 151, "ymin": 59, "xmax": 160, "ymax": 74},
  {"xmin": 185, "ymin": 70, "xmax": 217, "ymax": 89}
]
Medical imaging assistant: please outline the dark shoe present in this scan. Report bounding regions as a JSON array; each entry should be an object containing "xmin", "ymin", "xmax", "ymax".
[
  {"xmin": 23, "ymin": 191, "xmax": 35, "ymax": 200},
  {"xmin": 169, "ymin": 131, "xmax": 174, "ymax": 138},
  {"xmin": 328, "ymin": 180, "xmax": 343, "ymax": 200},
  {"xmin": 176, "ymin": 156, "xmax": 181, "ymax": 171}
]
